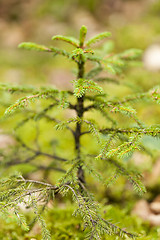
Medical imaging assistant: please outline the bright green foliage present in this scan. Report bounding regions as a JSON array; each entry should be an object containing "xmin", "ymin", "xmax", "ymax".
[
  {"xmin": 86, "ymin": 32, "xmax": 111, "ymax": 47},
  {"xmin": 0, "ymin": 25, "xmax": 160, "ymax": 240},
  {"xmin": 73, "ymin": 78, "xmax": 103, "ymax": 97},
  {"xmin": 0, "ymin": 83, "xmax": 36, "ymax": 93},
  {"xmin": 4, "ymin": 88, "xmax": 59, "ymax": 115},
  {"xmin": 52, "ymin": 35, "xmax": 79, "ymax": 47},
  {"xmin": 18, "ymin": 42, "xmax": 52, "ymax": 52},
  {"xmin": 79, "ymin": 25, "xmax": 87, "ymax": 47},
  {"xmin": 19, "ymin": 42, "xmax": 71, "ymax": 58}
]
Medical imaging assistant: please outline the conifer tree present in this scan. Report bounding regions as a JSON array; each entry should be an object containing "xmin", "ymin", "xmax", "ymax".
[{"xmin": 0, "ymin": 25, "xmax": 160, "ymax": 239}]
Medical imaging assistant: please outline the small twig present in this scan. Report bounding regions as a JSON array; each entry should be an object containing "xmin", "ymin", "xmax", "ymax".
[
  {"xmin": 15, "ymin": 136, "xmax": 68, "ymax": 162},
  {"xmin": 80, "ymin": 131, "xmax": 90, "ymax": 136},
  {"xmin": 17, "ymin": 179, "xmax": 53, "ymax": 187},
  {"xmin": 31, "ymin": 164, "xmax": 66, "ymax": 173}
]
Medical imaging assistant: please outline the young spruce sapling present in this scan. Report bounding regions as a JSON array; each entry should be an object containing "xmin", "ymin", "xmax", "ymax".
[{"xmin": 0, "ymin": 25, "xmax": 160, "ymax": 239}]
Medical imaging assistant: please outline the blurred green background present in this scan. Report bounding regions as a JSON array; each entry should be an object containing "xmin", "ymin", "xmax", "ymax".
[{"xmin": 1, "ymin": 0, "xmax": 160, "ymax": 239}]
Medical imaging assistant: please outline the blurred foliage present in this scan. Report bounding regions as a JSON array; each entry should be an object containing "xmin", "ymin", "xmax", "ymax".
[{"xmin": 0, "ymin": 202, "xmax": 160, "ymax": 239}]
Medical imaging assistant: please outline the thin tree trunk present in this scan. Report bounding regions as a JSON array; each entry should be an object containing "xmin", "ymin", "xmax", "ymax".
[{"xmin": 75, "ymin": 58, "xmax": 85, "ymax": 184}]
